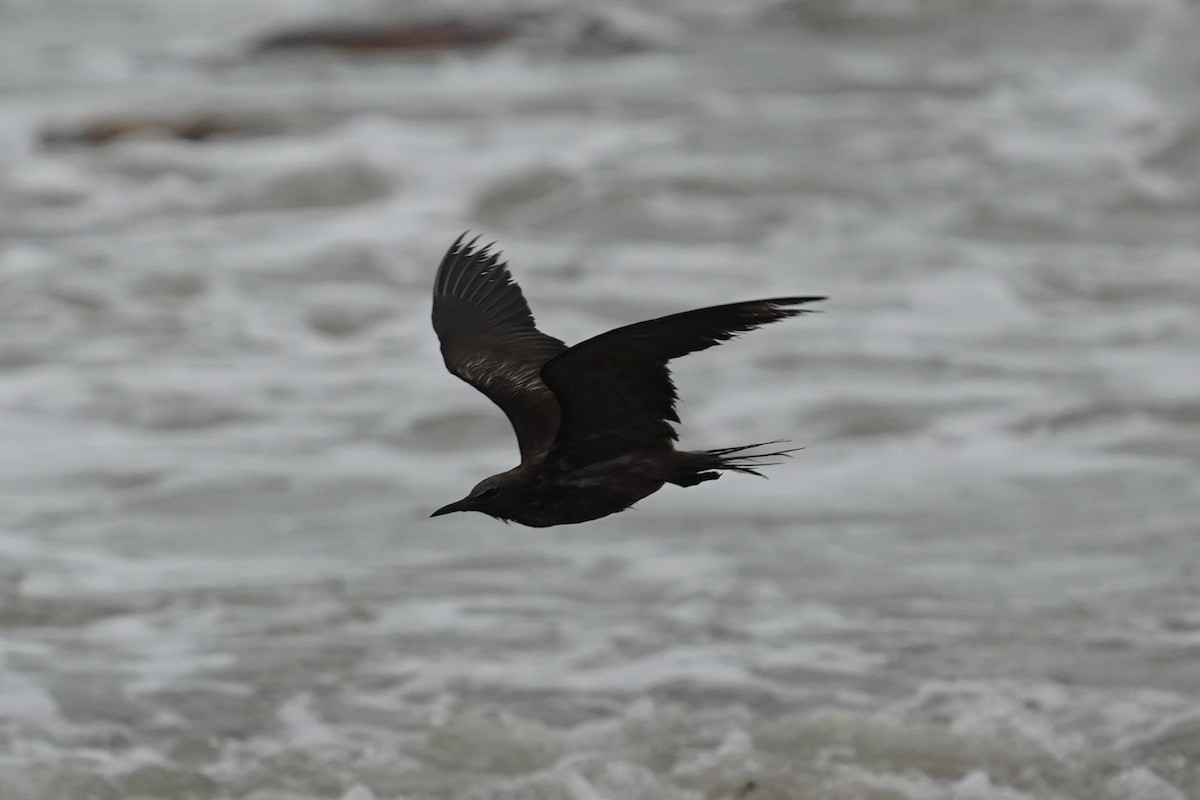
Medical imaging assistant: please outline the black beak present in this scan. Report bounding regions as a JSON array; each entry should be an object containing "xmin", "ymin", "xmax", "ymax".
[{"xmin": 430, "ymin": 497, "xmax": 472, "ymax": 518}]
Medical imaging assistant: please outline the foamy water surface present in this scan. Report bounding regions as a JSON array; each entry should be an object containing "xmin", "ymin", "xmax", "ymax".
[{"xmin": 2, "ymin": 1, "xmax": 1199, "ymax": 798}]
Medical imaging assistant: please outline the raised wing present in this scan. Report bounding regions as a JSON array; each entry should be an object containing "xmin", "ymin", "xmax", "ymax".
[
  {"xmin": 432, "ymin": 233, "xmax": 568, "ymax": 463},
  {"xmin": 541, "ymin": 297, "xmax": 824, "ymax": 467}
]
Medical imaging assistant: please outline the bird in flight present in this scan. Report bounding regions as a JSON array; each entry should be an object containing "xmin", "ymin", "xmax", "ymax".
[{"xmin": 430, "ymin": 234, "xmax": 825, "ymax": 527}]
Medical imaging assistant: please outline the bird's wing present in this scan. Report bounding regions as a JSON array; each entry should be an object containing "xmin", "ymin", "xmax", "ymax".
[
  {"xmin": 540, "ymin": 297, "xmax": 824, "ymax": 467},
  {"xmin": 432, "ymin": 234, "xmax": 568, "ymax": 462}
]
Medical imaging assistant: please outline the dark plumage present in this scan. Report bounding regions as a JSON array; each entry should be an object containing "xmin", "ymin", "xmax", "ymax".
[{"xmin": 430, "ymin": 233, "xmax": 825, "ymax": 527}]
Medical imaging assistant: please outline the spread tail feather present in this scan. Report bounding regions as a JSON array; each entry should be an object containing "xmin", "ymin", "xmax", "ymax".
[{"xmin": 669, "ymin": 441, "xmax": 800, "ymax": 487}]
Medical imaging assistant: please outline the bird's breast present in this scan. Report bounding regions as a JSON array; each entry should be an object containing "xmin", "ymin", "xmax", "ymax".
[{"xmin": 515, "ymin": 451, "xmax": 672, "ymax": 527}]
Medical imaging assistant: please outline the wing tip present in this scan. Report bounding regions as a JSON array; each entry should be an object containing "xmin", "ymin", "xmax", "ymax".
[
  {"xmin": 435, "ymin": 231, "xmax": 510, "ymax": 299},
  {"xmin": 763, "ymin": 296, "xmax": 827, "ymax": 319},
  {"xmin": 768, "ymin": 296, "xmax": 827, "ymax": 307}
]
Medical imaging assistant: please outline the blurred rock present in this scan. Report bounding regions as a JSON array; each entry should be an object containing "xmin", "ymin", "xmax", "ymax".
[
  {"xmin": 250, "ymin": 8, "xmax": 676, "ymax": 60},
  {"xmin": 40, "ymin": 112, "xmax": 284, "ymax": 148},
  {"xmin": 252, "ymin": 19, "xmax": 517, "ymax": 55}
]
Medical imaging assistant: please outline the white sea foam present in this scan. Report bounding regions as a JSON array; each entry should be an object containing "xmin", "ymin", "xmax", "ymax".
[{"xmin": 0, "ymin": 0, "xmax": 1197, "ymax": 797}]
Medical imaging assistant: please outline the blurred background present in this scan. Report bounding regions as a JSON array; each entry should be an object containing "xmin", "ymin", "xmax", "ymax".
[{"xmin": 2, "ymin": 1, "xmax": 1199, "ymax": 798}]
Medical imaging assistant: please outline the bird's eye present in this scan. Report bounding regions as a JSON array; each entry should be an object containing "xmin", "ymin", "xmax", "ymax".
[{"xmin": 480, "ymin": 487, "xmax": 501, "ymax": 498}]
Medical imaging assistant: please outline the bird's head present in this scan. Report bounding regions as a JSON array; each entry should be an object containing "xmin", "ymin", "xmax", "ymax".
[{"xmin": 430, "ymin": 473, "xmax": 522, "ymax": 521}]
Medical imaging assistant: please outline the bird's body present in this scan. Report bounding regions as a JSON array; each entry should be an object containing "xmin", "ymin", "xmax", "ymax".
[
  {"xmin": 430, "ymin": 234, "xmax": 824, "ymax": 527},
  {"xmin": 449, "ymin": 452, "xmax": 667, "ymax": 528}
]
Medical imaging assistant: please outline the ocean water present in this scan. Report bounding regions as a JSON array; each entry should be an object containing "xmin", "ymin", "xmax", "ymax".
[{"xmin": 1, "ymin": 0, "xmax": 1199, "ymax": 798}]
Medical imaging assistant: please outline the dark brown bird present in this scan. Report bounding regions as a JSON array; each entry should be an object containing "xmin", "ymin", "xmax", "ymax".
[{"xmin": 429, "ymin": 234, "xmax": 825, "ymax": 527}]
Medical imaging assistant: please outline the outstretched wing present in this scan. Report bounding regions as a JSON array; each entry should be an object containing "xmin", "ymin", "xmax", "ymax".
[
  {"xmin": 432, "ymin": 233, "xmax": 568, "ymax": 463},
  {"xmin": 540, "ymin": 297, "xmax": 824, "ymax": 467}
]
